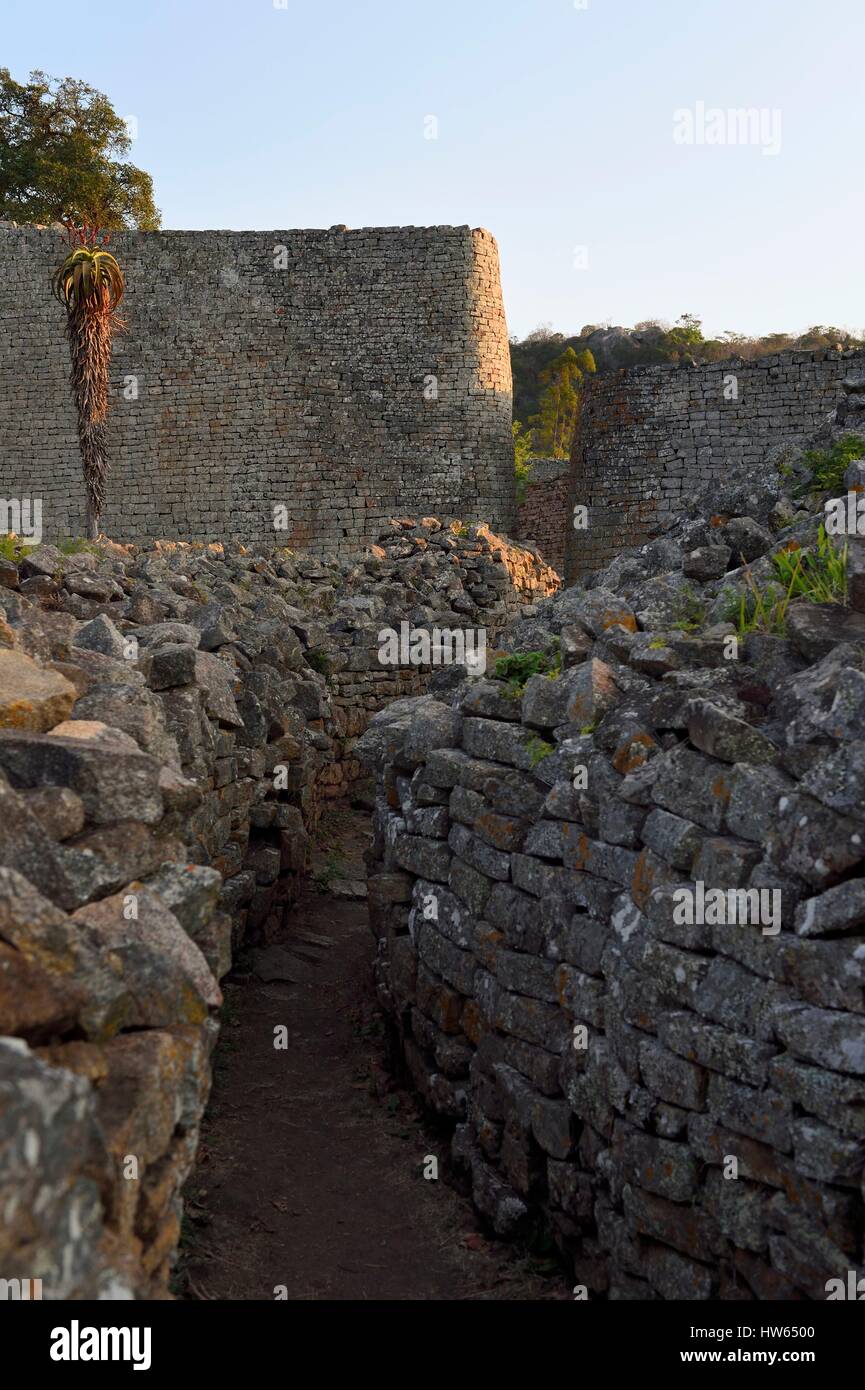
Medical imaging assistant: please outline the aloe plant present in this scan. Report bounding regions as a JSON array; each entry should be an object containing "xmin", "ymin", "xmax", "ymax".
[{"xmin": 53, "ymin": 224, "xmax": 125, "ymax": 538}]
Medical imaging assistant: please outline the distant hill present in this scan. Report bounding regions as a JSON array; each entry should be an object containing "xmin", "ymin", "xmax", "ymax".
[{"xmin": 510, "ymin": 319, "xmax": 864, "ymax": 426}]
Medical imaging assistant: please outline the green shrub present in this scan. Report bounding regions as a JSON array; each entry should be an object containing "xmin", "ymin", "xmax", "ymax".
[
  {"xmin": 494, "ymin": 641, "xmax": 561, "ymax": 695},
  {"xmin": 797, "ymin": 434, "xmax": 865, "ymax": 495}
]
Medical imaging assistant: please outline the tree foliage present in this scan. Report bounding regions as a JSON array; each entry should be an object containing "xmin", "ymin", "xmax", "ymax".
[
  {"xmin": 0, "ymin": 68, "xmax": 160, "ymax": 229},
  {"xmin": 528, "ymin": 346, "xmax": 596, "ymax": 458},
  {"xmin": 510, "ymin": 317, "xmax": 864, "ymax": 424}
]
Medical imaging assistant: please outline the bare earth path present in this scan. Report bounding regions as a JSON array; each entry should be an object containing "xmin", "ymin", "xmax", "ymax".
[{"xmin": 178, "ymin": 820, "xmax": 564, "ymax": 1302}]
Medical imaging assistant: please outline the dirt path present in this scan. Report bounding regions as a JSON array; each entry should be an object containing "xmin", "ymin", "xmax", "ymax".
[{"xmin": 178, "ymin": 812, "xmax": 564, "ymax": 1302}]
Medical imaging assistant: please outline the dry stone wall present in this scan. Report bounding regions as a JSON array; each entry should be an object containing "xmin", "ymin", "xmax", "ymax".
[
  {"xmin": 567, "ymin": 349, "xmax": 865, "ymax": 582},
  {"xmin": 0, "ymin": 520, "xmax": 555, "ymax": 1297},
  {"xmin": 517, "ymin": 458, "xmax": 569, "ymax": 574},
  {"xmin": 0, "ymin": 224, "xmax": 514, "ymax": 551},
  {"xmin": 363, "ymin": 397, "xmax": 865, "ymax": 1300}
]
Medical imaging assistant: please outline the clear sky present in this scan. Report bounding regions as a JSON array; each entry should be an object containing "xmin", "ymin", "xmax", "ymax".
[{"xmin": 5, "ymin": 0, "xmax": 864, "ymax": 340}]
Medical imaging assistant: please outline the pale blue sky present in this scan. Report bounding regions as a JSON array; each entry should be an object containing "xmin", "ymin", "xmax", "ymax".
[{"xmin": 6, "ymin": 0, "xmax": 864, "ymax": 339}]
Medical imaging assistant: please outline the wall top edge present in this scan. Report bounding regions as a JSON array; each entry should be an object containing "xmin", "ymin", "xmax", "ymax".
[
  {"xmin": 0, "ymin": 221, "xmax": 496, "ymax": 242},
  {"xmin": 584, "ymin": 346, "xmax": 865, "ymax": 381}
]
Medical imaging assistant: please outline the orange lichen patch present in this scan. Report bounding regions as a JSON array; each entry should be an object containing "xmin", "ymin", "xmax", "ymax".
[
  {"xmin": 709, "ymin": 514, "xmax": 730, "ymax": 528},
  {"xmin": 0, "ymin": 650, "xmax": 77, "ymax": 732},
  {"xmin": 461, "ymin": 999, "xmax": 488, "ymax": 1046},
  {"xmin": 571, "ymin": 832, "xmax": 593, "ymax": 872},
  {"xmin": 612, "ymin": 732, "xmax": 657, "ymax": 775},
  {"xmin": 632, "ymin": 849, "xmax": 655, "ymax": 910},
  {"xmin": 473, "ymin": 924, "xmax": 504, "ymax": 970},
  {"xmin": 711, "ymin": 775, "xmax": 732, "ymax": 805},
  {"xmin": 34, "ymin": 1040, "xmax": 109, "ymax": 1085},
  {"xmin": 475, "ymin": 813, "xmax": 520, "ymax": 851},
  {"xmin": 602, "ymin": 610, "xmax": 637, "ymax": 633},
  {"xmin": 571, "ymin": 694, "xmax": 589, "ymax": 722}
]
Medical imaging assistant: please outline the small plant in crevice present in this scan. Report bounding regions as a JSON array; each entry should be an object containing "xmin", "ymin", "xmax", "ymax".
[
  {"xmin": 494, "ymin": 640, "xmax": 561, "ymax": 695},
  {"xmin": 305, "ymin": 647, "xmax": 333, "ymax": 681},
  {"xmin": 669, "ymin": 583, "xmax": 708, "ymax": 633},
  {"xmin": 526, "ymin": 735, "xmax": 554, "ymax": 767}
]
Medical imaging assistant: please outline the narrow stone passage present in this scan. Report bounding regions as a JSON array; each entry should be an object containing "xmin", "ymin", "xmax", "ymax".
[{"xmin": 178, "ymin": 811, "xmax": 563, "ymax": 1302}]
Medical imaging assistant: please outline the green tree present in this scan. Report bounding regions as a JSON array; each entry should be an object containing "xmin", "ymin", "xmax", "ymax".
[
  {"xmin": 512, "ymin": 419, "xmax": 535, "ymax": 502},
  {"xmin": 663, "ymin": 313, "xmax": 704, "ymax": 361},
  {"xmin": 529, "ymin": 346, "xmax": 596, "ymax": 457},
  {"xmin": 0, "ymin": 69, "xmax": 160, "ymax": 229}
]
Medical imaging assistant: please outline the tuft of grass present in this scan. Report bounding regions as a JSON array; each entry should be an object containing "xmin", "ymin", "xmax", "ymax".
[
  {"xmin": 57, "ymin": 537, "xmax": 99, "ymax": 555},
  {"xmin": 723, "ymin": 524, "xmax": 847, "ymax": 636},
  {"xmin": 526, "ymin": 735, "xmax": 554, "ymax": 767},
  {"xmin": 670, "ymin": 584, "xmax": 708, "ymax": 634},
  {"xmin": 796, "ymin": 434, "xmax": 865, "ymax": 496},
  {"xmin": 772, "ymin": 527, "xmax": 847, "ymax": 605}
]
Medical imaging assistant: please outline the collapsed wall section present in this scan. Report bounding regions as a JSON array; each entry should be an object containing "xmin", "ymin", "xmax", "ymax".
[{"xmin": 0, "ymin": 224, "xmax": 514, "ymax": 550}]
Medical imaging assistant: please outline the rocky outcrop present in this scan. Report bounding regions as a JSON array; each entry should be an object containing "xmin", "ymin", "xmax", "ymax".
[
  {"xmin": 0, "ymin": 519, "xmax": 556, "ymax": 1297},
  {"xmin": 363, "ymin": 425, "xmax": 865, "ymax": 1299}
]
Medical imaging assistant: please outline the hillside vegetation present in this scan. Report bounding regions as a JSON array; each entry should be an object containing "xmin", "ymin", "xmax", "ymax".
[{"xmin": 511, "ymin": 317, "xmax": 864, "ymax": 436}]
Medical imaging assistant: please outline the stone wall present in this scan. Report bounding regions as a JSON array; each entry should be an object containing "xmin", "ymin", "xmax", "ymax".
[
  {"xmin": 0, "ymin": 520, "xmax": 556, "ymax": 1297},
  {"xmin": 566, "ymin": 349, "xmax": 865, "ymax": 581},
  {"xmin": 365, "ymin": 676, "xmax": 865, "ymax": 1299},
  {"xmin": 517, "ymin": 458, "xmax": 569, "ymax": 574},
  {"xmin": 363, "ymin": 416, "xmax": 865, "ymax": 1298},
  {"xmin": 0, "ymin": 224, "xmax": 514, "ymax": 551}
]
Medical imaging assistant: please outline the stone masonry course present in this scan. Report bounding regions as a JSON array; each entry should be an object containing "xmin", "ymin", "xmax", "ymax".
[{"xmin": 0, "ymin": 224, "xmax": 515, "ymax": 552}]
